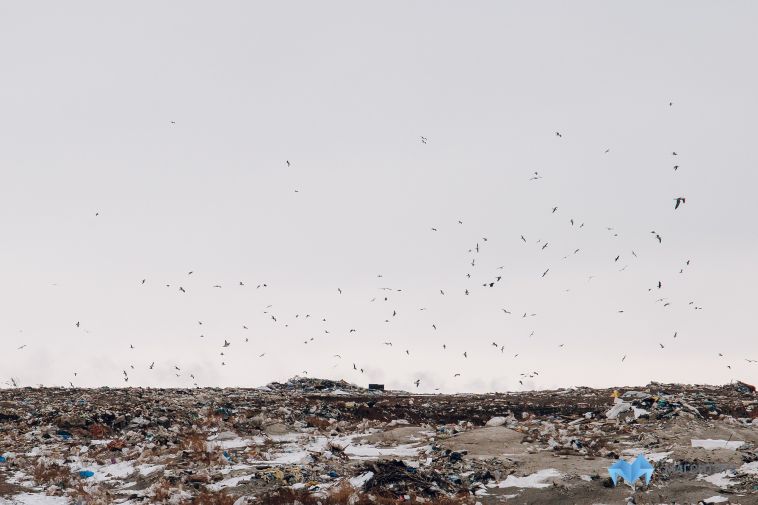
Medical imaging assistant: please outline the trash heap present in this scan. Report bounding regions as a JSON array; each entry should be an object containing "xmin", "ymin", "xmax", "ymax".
[{"xmin": 0, "ymin": 378, "xmax": 756, "ymax": 504}]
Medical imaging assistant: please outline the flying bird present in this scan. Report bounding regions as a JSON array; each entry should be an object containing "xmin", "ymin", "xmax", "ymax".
[{"xmin": 674, "ymin": 197, "xmax": 686, "ymax": 209}]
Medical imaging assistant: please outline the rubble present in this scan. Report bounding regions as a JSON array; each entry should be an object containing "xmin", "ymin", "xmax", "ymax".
[{"xmin": 0, "ymin": 378, "xmax": 756, "ymax": 504}]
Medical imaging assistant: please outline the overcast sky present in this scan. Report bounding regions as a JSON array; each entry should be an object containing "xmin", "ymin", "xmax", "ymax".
[{"xmin": 1, "ymin": 2, "xmax": 756, "ymax": 392}]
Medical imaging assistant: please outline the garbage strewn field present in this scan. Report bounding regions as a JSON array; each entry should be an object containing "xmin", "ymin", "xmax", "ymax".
[{"xmin": 0, "ymin": 378, "xmax": 756, "ymax": 504}]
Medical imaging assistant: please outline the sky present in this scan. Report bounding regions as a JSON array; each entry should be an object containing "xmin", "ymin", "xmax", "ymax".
[{"xmin": 1, "ymin": 1, "xmax": 757, "ymax": 392}]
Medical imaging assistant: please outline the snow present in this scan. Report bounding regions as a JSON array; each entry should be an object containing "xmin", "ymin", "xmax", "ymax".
[
  {"xmin": 702, "ymin": 496, "xmax": 729, "ymax": 503},
  {"xmin": 136, "ymin": 464, "xmax": 164, "ymax": 476},
  {"xmin": 207, "ymin": 474, "xmax": 255, "ymax": 491},
  {"xmin": 697, "ymin": 470, "xmax": 736, "ymax": 487},
  {"xmin": 738, "ymin": 461, "xmax": 758, "ymax": 475},
  {"xmin": 349, "ymin": 471, "xmax": 374, "ymax": 488},
  {"xmin": 249, "ymin": 433, "xmax": 424, "ymax": 465},
  {"xmin": 0, "ymin": 495, "xmax": 70, "ymax": 505},
  {"xmin": 691, "ymin": 439, "xmax": 744, "ymax": 450},
  {"xmin": 207, "ymin": 437, "xmax": 251, "ymax": 449},
  {"xmin": 621, "ymin": 448, "xmax": 672, "ymax": 462},
  {"xmin": 497, "ymin": 469, "xmax": 562, "ymax": 489}
]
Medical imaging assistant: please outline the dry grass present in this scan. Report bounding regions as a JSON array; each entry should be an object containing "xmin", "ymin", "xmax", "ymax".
[
  {"xmin": 187, "ymin": 490, "xmax": 237, "ymax": 504},
  {"xmin": 305, "ymin": 415, "xmax": 332, "ymax": 430},
  {"xmin": 152, "ymin": 479, "xmax": 174, "ymax": 502},
  {"xmin": 87, "ymin": 423, "xmax": 110, "ymax": 438},
  {"xmin": 182, "ymin": 431, "xmax": 207, "ymax": 453},
  {"xmin": 31, "ymin": 462, "xmax": 73, "ymax": 488}
]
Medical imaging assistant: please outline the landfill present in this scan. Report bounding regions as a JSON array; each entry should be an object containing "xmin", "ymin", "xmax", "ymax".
[{"xmin": 0, "ymin": 378, "xmax": 756, "ymax": 504}]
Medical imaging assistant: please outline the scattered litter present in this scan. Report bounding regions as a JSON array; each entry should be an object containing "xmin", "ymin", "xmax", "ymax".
[{"xmin": 0, "ymin": 377, "xmax": 753, "ymax": 502}]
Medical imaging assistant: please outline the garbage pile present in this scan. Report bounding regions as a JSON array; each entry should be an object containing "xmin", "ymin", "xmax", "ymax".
[{"xmin": 0, "ymin": 378, "xmax": 756, "ymax": 504}]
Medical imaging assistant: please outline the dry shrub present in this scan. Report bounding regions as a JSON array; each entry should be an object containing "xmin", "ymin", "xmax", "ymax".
[
  {"xmin": 182, "ymin": 432, "xmax": 207, "ymax": 453},
  {"xmin": 305, "ymin": 415, "xmax": 331, "ymax": 430},
  {"xmin": 189, "ymin": 490, "xmax": 236, "ymax": 505},
  {"xmin": 32, "ymin": 462, "xmax": 72, "ymax": 488},
  {"xmin": 152, "ymin": 479, "xmax": 174, "ymax": 502},
  {"xmin": 87, "ymin": 423, "xmax": 109, "ymax": 438}
]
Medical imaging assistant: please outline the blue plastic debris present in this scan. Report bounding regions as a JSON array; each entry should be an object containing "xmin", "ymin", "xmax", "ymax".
[
  {"xmin": 327, "ymin": 470, "xmax": 338, "ymax": 478},
  {"xmin": 222, "ymin": 451, "xmax": 232, "ymax": 462},
  {"xmin": 78, "ymin": 470, "xmax": 95, "ymax": 478},
  {"xmin": 57, "ymin": 430, "xmax": 72, "ymax": 440},
  {"xmin": 0, "ymin": 456, "xmax": 6, "ymax": 463}
]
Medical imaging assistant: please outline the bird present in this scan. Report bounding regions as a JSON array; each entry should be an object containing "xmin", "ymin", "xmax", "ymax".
[
  {"xmin": 75, "ymin": 322, "xmax": 80, "ymax": 328},
  {"xmin": 414, "ymin": 379, "xmax": 421, "ymax": 387},
  {"xmin": 674, "ymin": 197, "xmax": 686, "ymax": 209},
  {"xmin": 541, "ymin": 269, "xmax": 549, "ymax": 277},
  {"xmin": 286, "ymin": 160, "xmax": 290, "ymax": 167},
  {"xmin": 552, "ymin": 206, "xmax": 558, "ymax": 213},
  {"xmin": 555, "ymin": 131, "xmax": 562, "ymax": 137},
  {"xmin": 149, "ymin": 362, "xmax": 154, "ymax": 369},
  {"xmin": 622, "ymin": 355, "xmax": 627, "ymax": 362},
  {"xmin": 420, "ymin": 136, "xmax": 428, "ymax": 144},
  {"xmin": 659, "ymin": 343, "xmax": 665, "ymax": 349},
  {"xmin": 337, "ymin": 288, "xmax": 342, "ymax": 294},
  {"xmin": 463, "ymin": 352, "xmax": 468, "ymax": 358},
  {"xmin": 223, "ymin": 340, "xmax": 230, "ymax": 347}
]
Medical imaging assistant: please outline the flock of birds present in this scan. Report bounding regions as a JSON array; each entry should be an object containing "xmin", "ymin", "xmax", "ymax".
[{"xmin": 7, "ymin": 102, "xmax": 756, "ymax": 391}]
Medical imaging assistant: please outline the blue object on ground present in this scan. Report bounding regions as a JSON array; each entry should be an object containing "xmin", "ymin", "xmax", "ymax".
[
  {"xmin": 0, "ymin": 456, "xmax": 6, "ymax": 463},
  {"xmin": 78, "ymin": 470, "xmax": 95, "ymax": 478}
]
